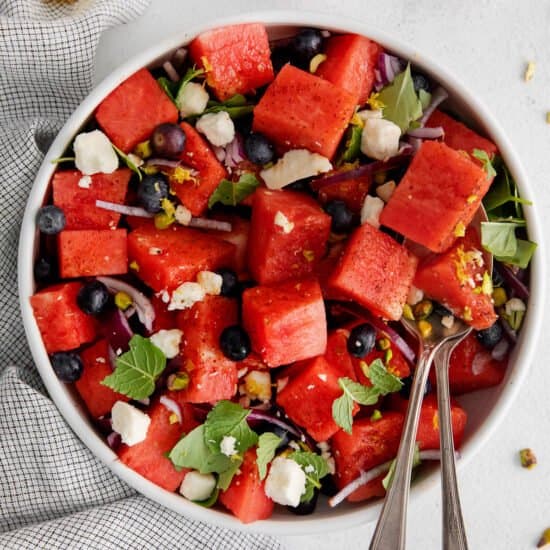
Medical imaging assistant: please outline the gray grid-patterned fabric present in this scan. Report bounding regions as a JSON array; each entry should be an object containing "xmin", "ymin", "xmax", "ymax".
[{"xmin": 0, "ymin": 2, "xmax": 283, "ymax": 548}]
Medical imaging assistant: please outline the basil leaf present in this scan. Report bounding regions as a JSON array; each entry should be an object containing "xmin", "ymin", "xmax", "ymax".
[
  {"xmin": 290, "ymin": 451, "xmax": 330, "ymax": 503},
  {"xmin": 112, "ymin": 144, "xmax": 142, "ymax": 181},
  {"xmin": 472, "ymin": 148, "xmax": 496, "ymax": 180},
  {"xmin": 418, "ymin": 89, "xmax": 432, "ymax": 110},
  {"xmin": 382, "ymin": 445, "xmax": 421, "ymax": 489},
  {"xmin": 208, "ymin": 173, "xmax": 259, "ymax": 209},
  {"xmin": 495, "ymin": 238, "xmax": 537, "ymax": 269},
  {"xmin": 378, "ymin": 63, "xmax": 423, "ymax": 132},
  {"xmin": 483, "ymin": 161, "xmax": 531, "ymax": 213},
  {"xmin": 256, "ymin": 433, "xmax": 282, "ymax": 480},
  {"xmin": 481, "ymin": 221, "xmax": 519, "ymax": 258},
  {"xmin": 332, "ymin": 392, "xmax": 354, "ymax": 434},
  {"xmin": 367, "ymin": 359, "xmax": 404, "ymax": 394},
  {"xmin": 101, "ymin": 335, "xmax": 166, "ymax": 400}
]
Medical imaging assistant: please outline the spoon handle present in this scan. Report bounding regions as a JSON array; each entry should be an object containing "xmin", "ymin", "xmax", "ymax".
[
  {"xmin": 435, "ymin": 341, "xmax": 469, "ymax": 550},
  {"xmin": 369, "ymin": 345, "xmax": 437, "ymax": 550}
]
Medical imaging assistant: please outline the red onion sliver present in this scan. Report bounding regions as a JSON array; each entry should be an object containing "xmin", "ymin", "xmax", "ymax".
[
  {"xmin": 213, "ymin": 146, "xmax": 226, "ymax": 163},
  {"xmin": 95, "ymin": 200, "xmax": 153, "ymax": 218},
  {"xmin": 188, "ymin": 218, "xmax": 232, "ymax": 232},
  {"xmin": 495, "ymin": 261, "xmax": 530, "ymax": 300},
  {"xmin": 104, "ymin": 309, "xmax": 134, "ymax": 354},
  {"xmin": 419, "ymin": 86, "xmax": 449, "ymax": 125},
  {"xmin": 146, "ymin": 158, "xmax": 181, "ymax": 169},
  {"xmin": 499, "ymin": 317, "xmax": 517, "ymax": 344},
  {"xmin": 406, "ymin": 126, "xmax": 445, "ymax": 139},
  {"xmin": 491, "ymin": 338, "xmax": 510, "ymax": 361},
  {"xmin": 160, "ymin": 395, "xmax": 182, "ymax": 423},
  {"xmin": 172, "ymin": 48, "xmax": 188, "ymax": 69},
  {"xmin": 106, "ymin": 431, "xmax": 121, "ymax": 451},
  {"xmin": 246, "ymin": 410, "xmax": 302, "ymax": 439},
  {"xmin": 163, "ymin": 60, "xmax": 180, "ymax": 83}
]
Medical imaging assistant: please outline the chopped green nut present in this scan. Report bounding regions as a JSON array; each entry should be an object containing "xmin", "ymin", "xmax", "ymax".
[
  {"xmin": 384, "ymin": 348, "xmax": 393, "ymax": 365},
  {"xmin": 519, "ymin": 448, "xmax": 537, "ymax": 469},
  {"xmin": 309, "ymin": 53, "xmax": 327, "ymax": 73},
  {"xmin": 115, "ymin": 291, "xmax": 133, "ymax": 311},
  {"xmin": 142, "ymin": 165, "xmax": 159, "ymax": 175},
  {"xmin": 167, "ymin": 372, "xmax": 190, "ymax": 391},
  {"xmin": 537, "ymin": 527, "xmax": 550, "ymax": 548},
  {"xmin": 374, "ymin": 171, "xmax": 386, "ymax": 185},
  {"xmin": 492, "ymin": 286, "xmax": 507, "ymax": 307},
  {"xmin": 376, "ymin": 337, "xmax": 391, "ymax": 351},
  {"xmin": 370, "ymin": 409, "xmax": 383, "ymax": 422},
  {"xmin": 417, "ymin": 320, "xmax": 433, "ymax": 339},
  {"xmin": 134, "ymin": 140, "xmax": 153, "ymax": 159},
  {"xmin": 359, "ymin": 360, "xmax": 369, "ymax": 377},
  {"xmin": 413, "ymin": 299, "xmax": 433, "ymax": 320},
  {"xmin": 402, "ymin": 303, "xmax": 415, "ymax": 321},
  {"xmin": 154, "ymin": 211, "xmax": 175, "ymax": 229}
]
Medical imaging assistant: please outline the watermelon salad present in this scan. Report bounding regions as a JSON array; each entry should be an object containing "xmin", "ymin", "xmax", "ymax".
[{"xmin": 30, "ymin": 23, "xmax": 536, "ymax": 523}]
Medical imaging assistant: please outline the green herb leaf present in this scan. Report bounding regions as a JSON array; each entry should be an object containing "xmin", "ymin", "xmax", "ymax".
[
  {"xmin": 339, "ymin": 377, "xmax": 381, "ymax": 406},
  {"xmin": 101, "ymin": 335, "xmax": 166, "ymax": 400},
  {"xmin": 198, "ymin": 94, "xmax": 254, "ymax": 119},
  {"xmin": 290, "ymin": 451, "xmax": 330, "ymax": 503},
  {"xmin": 481, "ymin": 221, "xmax": 520, "ymax": 258},
  {"xmin": 367, "ymin": 359, "xmax": 404, "ymax": 394},
  {"xmin": 338, "ymin": 124, "xmax": 363, "ymax": 165},
  {"xmin": 50, "ymin": 156, "xmax": 75, "ymax": 164},
  {"xmin": 157, "ymin": 76, "xmax": 179, "ymax": 103},
  {"xmin": 175, "ymin": 66, "xmax": 205, "ymax": 111},
  {"xmin": 483, "ymin": 160, "xmax": 531, "ymax": 214},
  {"xmin": 208, "ymin": 172, "xmax": 259, "ymax": 209},
  {"xmin": 382, "ymin": 445, "xmax": 421, "ymax": 490},
  {"xmin": 418, "ymin": 89, "xmax": 432, "ymax": 110},
  {"xmin": 203, "ymin": 400, "xmax": 258, "ymax": 455},
  {"xmin": 332, "ymin": 391, "xmax": 355, "ymax": 434},
  {"xmin": 216, "ymin": 458, "xmax": 243, "ymax": 490},
  {"xmin": 472, "ymin": 149, "xmax": 497, "ymax": 180},
  {"xmin": 112, "ymin": 144, "xmax": 142, "ymax": 181},
  {"xmin": 256, "ymin": 433, "xmax": 282, "ymax": 480},
  {"xmin": 495, "ymin": 238, "xmax": 537, "ymax": 269},
  {"xmin": 377, "ymin": 63, "xmax": 423, "ymax": 132},
  {"xmin": 195, "ymin": 487, "xmax": 220, "ymax": 508}
]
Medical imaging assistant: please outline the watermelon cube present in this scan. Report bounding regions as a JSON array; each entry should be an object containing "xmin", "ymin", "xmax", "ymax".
[
  {"xmin": 426, "ymin": 110, "xmax": 498, "ymax": 158},
  {"xmin": 172, "ymin": 122, "xmax": 227, "ymax": 216},
  {"xmin": 327, "ymin": 223, "xmax": 418, "ymax": 321},
  {"xmin": 52, "ymin": 169, "xmax": 131, "ymax": 230},
  {"xmin": 95, "ymin": 68, "xmax": 179, "ymax": 152},
  {"xmin": 75, "ymin": 339, "xmax": 129, "ymax": 418},
  {"xmin": 316, "ymin": 34, "xmax": 382, "ymax": 105},
  {"xmin": 276, "ymin": 356, "xmax": 359, "ymax": 442},
  {"xmin": 219, "ymin": 449, "xmax": 274, "ymax": 523},
  {"xmin": 315, "ymin": 174, "xmax": 372, "ymax": 213},
  {"xmin": 189, "ymin": 23, "xmax": 275, "ymax": 101},
  {"xmin": 323, "ymin": 328, "xmax": 358, "ymax": 380},
  {"xmin": 242, "ymin": 278, "xmax": 327, "ymax": 367},
  {"xmin": 58, "ymin": 229, "xmax": 128, "ymax": 278},
  {"xmin": 247, "ymin": 188, "xmax": 331, "ymax": 285},
  {"xmin": 30, "ymin": 282, "xmax": 96, "ymax": 353},
  {"xmin": 127, "ymin": 224, "xmax": 235, "ymax": 292},
  {"xmin": 150, "ymin": 295, "xmax": 178, "ymax": 333},
  {"xmin": 212, "ymin": 214, "xmax": 250, "ymax": 276},
  {"xmin": 379, "ymin": 141, "xmax": 491, "ymax": 253},
  {"xmin": 414, "ymin": 228, "xmax": 497, "ymax": 330},
  {"xmin": 252, "ymin": 64, "xmax": 357, "ymax": 159}
]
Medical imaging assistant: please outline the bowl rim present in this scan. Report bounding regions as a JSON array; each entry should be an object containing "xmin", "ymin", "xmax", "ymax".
[{"xmin": 17, "ymin": 9, "xmax": 546, "ymax": 536}]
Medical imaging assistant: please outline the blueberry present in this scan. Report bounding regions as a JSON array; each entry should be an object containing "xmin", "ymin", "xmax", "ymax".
[
  {"xmin": 347, "ymin": 323, "xmax": 376, "ymax": 358},
  {"xmin": 412, "ymin": 73, "xmax": 431, "ymax": 93},
  {"xmin": 399, "ymin": 375, "xmax": 432, "ymax": 399},
  {"xmin": 324, "ymin": 200, "xmax": 354, "ymax": 233},
  {"xmin": 34, "ymin": 256, "xmax": 57, "ymax": 283},
  {"xmin": 37, "ymin": 205, "xmax": 65, "ymax": 235},
  {"xmin": 289, "ymin": 489, "xmax": 319, "ymax": 515},
  {"xmin": 271, "ymin": 46, "xmax": 292, "ymax": 72},
  {"xmin": 77, "ymin": 280, "xmax": 110, "ymax": 315},
  {"xmin": 292, "ymin": 29, "xmax": 324, "ymax": 64},
  {"xmin": 216, "ymin": 268, "xmax": 239, "ymax": 297},
  {"xmin": 476, "ymin": 322, "xmax": 503, "ymax": 350},
  {"xmin": 244, "ymin": 133, "xmax": 275, "ymax": 165},
  {"xmin": 151, "ymin": 123, "xmax": 186, "ymax": 159},
  {"xmin": 137, "ymin": 173, "xmax": 170, "ymax": 213},
  {"xmin": 51, "ymin": 352, "xmax": 83, "ymax": 382},
  {"xmin": 320, "ymin": 474, "xmax": 339, "ymax": 497},
  {"xmin": 220, "ymin": 325, "xmax": 251, "ymax": 361}
]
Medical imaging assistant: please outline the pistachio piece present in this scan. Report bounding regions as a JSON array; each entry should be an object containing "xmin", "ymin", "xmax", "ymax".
[{"xmin": 519, "ymin": 448, "xmax": 537, "ymax": 469}]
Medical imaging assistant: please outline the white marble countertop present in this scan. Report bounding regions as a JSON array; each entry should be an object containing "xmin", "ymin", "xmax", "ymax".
[{"xmin": 95, "ymin": 1, "xmax": 550, "ymax": 548}]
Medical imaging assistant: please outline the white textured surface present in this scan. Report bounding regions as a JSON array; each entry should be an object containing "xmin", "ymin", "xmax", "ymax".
[{"xmin": 95, "ymin": 2, "xmax": 550, "ymax": 548}]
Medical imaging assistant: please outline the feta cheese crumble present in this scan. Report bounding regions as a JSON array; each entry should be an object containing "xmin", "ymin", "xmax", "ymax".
[
  {"xmin": 220, "ymin": 435, "xmax": 238, "ymax": 457},
  {"xmin": 264, "ymin": 456, "xmax": 307, "ymax": 507},
  {"xmin": 273, "ymin": 211, "xmax": 294, "ymax": 234},
  {"xmin": 196, "ymin": 111, "xmax": 235, "ymax": 147},
  {"xmin": 175, "ymin": 204, "xmax": 192, "ymax": 226},
  {"xmin": 168, "ymin": 282, "xmax": 205, "ymax": 311},
  {"xmin": 111, "ymin": 401, "xmax": 150, "ymax": 446},
  {"xmin": 150, "ymin": 329, "xmax": 183, "ymax": 359},
  {"xmin": 360, "ymin": 118, "xmax": 401, "ymax": 161},
  {"xmin": 360, "ymin": 195, "xmax": 385, "ymax": 228},
  {"xmin": 244, "ymin": 370, "xmax": 272, "ymax": 402},
  {"xmin": 73, "ymin": 130, "xmax": 118, "ymax": 175},
  {"xmin": 197, "ymin": 270, "xmax": 223, "ymax": 295},
  {"xmin": 179, "ymin": 471, "xmax": 216, "ymax": 501},
  {"xmin": 78, "ymin": 175, "xmax": 92, "ymax": 189},
  {"xmin": 177, "ymin": 82, "xmax": 210, "ymax": 117}
]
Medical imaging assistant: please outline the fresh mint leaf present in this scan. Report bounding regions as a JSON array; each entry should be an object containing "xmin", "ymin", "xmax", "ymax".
[
  {"xmin": 203, "ymin": 400, "xmax": 258, "ymax": 455},
  {"xmin": 195, "ymin": 488, "xmax": 219, "ymax": 508},
  {"xmin": 208, "ymin": 173, "xmax": 259, "ymax": 209},
  {"xmin": 157, "ymin": 76, "xmax": 178, "ymax": 103},
  {"xmin": 367, "ymin": 359, "xmax": 404, "ymax": 395},
  {"xmin": 200, "ymin": 94, "xmax": 254, "ymax": 119},
  {"xmin": 216, "ymin": 458, "xmax": 243, "ymax": 491},
  {"xmin": 378, "ymin": 63, "xmax": 423, "ymax": 132},
  {"xmin": 481, "ymin": 221, "xmax": 519, "ymax": 258},
  {"xmin": 332, "ymin": 391, "xmax": 354, "ymax": 434},
  {"xmin": 472, "ymin": 148, "xmax": 496, "ymax": 180},
  {"xmin": 382, "ymin": 445, "xmax": 421, "ymax": 490},
  {"xmin": 112, "ymin": 144, "xmax": 142, "ymax": 181},
  {"xmin": 256, "ymin": 433, "xmax": 282, "ymax": 480},
  {"xmin": 418, "ymin": 89, "xmax": 432, "ymax": 110},
  {"xmin": 290, "ymin": 451, "xmax": 330, "ymax": 503},
  {"xmin": 338, "ymin": 124, "xmax": 363, "ymax": 165},
  {"xmin": 101, "ymin": 335, "xmax": 166, "ymax": 400},
  {"xmin": 496, "ymin": 238, "xmax": 537, "ymax": 269},
  {"xmin": 339, "ymin": 377, "xmax": 381, "ymax": 406}
]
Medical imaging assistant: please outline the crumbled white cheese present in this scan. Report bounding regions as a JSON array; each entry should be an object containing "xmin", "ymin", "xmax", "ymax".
[
  {"xmin": 260, "ymin": 149, "xmax": 332, "ymax": 190},
  {"xmin": 167, "ymin": 282, "xmax": 205, "ymax": 311},
  {"xmin": 407, "ymin": 285, "xmax": 424, "ymax": 306},
  {"xmin": 316, "ymin": 441, "xmax": 336, "ymax": 475},
  {"xmin": 356, "ymin": 109, "xmax": 383, "ymax": 123},
  {"xmin": 244, "ymin": 370, "xmax": 272, "ymax": 402},
  {"xmin": 197, "ymin": 270, "xmax": 223, "ymax": 295},
  {"xmin": 196, "ymin": 111, "xmax": 235, "ymax": 147},
  {"xmin": 273, "ymin": 211, "xmax": 294, "ymax": 234},
  {"xmin": 360, "ymin": 118, "xmax": 401, "ymax": 161},
  {"xmin": 175, "ymin": 204, "xmax": 192, "ymax": 226},
  {"xmin": 179, "ymin": 471, "xmax": 216, "ymax": 501},
  {"xmin": 264, "ymin": 456, "xmax": 307, "ymax": 507},
  {"xmin": 360, "ymin": 195, "xmax": 385, "ymax": 228},
  {"xmin": 111, "ymin": 401, "xmax": 150, "ymax": 446},
  {"xmin": 220, "ymin": 435, "xmax": 238, "ymax": 457},
  {"xmin": 177, "ymin": 82, "xmax": 210, "ymax": 118},
  {"xmin": 73, "ymin": 130, "xmax": 119, "ymax": 175},
  {"xmin": 78, "ymin": 175, "xmax": 92, "ymax": 189},
  {"xmin": 376, "ymin": 180, "xmax": 396, "ymax": 202},
  {"xmin": 441, "ymin": 315, "xmax": 455, "ymax": 329},
  {"xmin": 150, "ymin": 329, "xmax": 183, "ymax": 359},
  {"xmin": 505, "ymin": 297, "xmax": 526, "ymax": 316}
]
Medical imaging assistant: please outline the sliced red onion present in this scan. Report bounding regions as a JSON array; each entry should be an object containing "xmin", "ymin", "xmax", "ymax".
[
  {"xmin": 495, "ymin": 261, "xmax": 530, "ymax": 300},
  {"xmin": 398, "ymin": 141, "xmax": 414, "ymax": 156},
  {"xmin": 407, "ymin": 136, "xmax": 423, "ymax": 153},
  {"xmin": 160, "ymin": 395, "xmax": 182, "ymax": 423},
  {"xmin": 123, "ymin": 305, "xmax": 136, "ymax": 319},
  {"xmin": 406, "ymin": 126, "xmax": 445, "ymax": 139},
  {"xmin": 491, "ymin": 338, "xmax": 510, "ymax": 361},
  {"xmin": 103, "ymin": 309, "xmax": 134, "ymax": 354},
  {"xmin": 97, "ymin": 276, "xmax": 155, "ymax": 332},
  {"xmin": 108, "ymin": 345, "xmax": 117, "ymax": 369},
  {"xmin": 246, "ymin": 410, "xmax": 302, "ymax": 439},
  {"xmin": 419, "ymin": 86, "xmax": 449, "ymax": 125},
  {"xmin": 498, "ymin": 317, "xmax": 517, "ymax": 344},
  {"xmin": 163, "ymin": 60, "xmax": 180, "ymax": 83},
  {"xmin": 377, "ymin": 52, "xmax": 404, "ymax": 86},
  {"xmin": 96, "ymin": 200, "xmax": 153, "ymax": 218},
  {"xmin": 145, "ymin": 158, "xmax": 182, "ymax": 169},
  {"xmin": 106, "ymin": 431, "xmax": 121, "ymax": 451},
  {"xmin": 171, "ymin": 48, "xmax": 188, "ymax": 69},
  {"xmin": 224, "ymin": 133, "xmax": 246, "ymax": 169},
  {"xmin": 213, "ymin": 146, "xmax": 226, "ymax": 163},
  {"xmin": 472, "ymin": 352, "xmax": 486, "ymax": 376},
  {"xmin": 188, "ymin": 218, "xmax": 232, "ymax": 232}
]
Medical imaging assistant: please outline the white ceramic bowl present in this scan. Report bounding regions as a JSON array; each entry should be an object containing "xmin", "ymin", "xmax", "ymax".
[{"xmin": 18, "ymin": 11, "xmax": 545, "ymax": 535}]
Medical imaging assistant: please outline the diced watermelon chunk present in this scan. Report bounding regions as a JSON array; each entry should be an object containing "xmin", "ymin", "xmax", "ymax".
[
  {"xmin": 189, "ymin": 23, "xmax": 274, "ymax": 101},
  {"xmin": 219, "ymin": 449, "xmax": 274, "ymax": 523},
  {"xmin": 171, "ymin": 122, "xmax": 228, "ymax": 216},
  {"xmin": 426, "ymin": 110, "xmax": 498, "ymax": 158},
  {"xmin": 323, "ymin": 328, "xmax": 357, "ymax": 380},
  {"xmin": 127, "ymin": 224, "xmax": 235, "ymax": 292},
  {"xmin": 315, "ymin": 175, "xmax": 372, "ymax": 213},
  {"xmin": 75, "ymin": 339, "xmax": 129, "ymax": 418},
  {"xmin": 52, "ymin": 169, "xmax": 131, "ymax": 230},
  {"xmin": 316, "ymin": 34, "xmax": 382, "ymax": 105},
  {"xmin": 327, "ymin": 223, "xmax": 418, "ymax": 321},
  {"xmin": 414, "ymin": 228, "xmax": 497, "ymax": 330},
  {"xmin": 252, "ymin": 64, "xmax": 357, "ymax": 159},
  {"xmin": 379, "ymin": 141, "xmax": 491, "ymax": 253},
  {"xmin": 247, "ymin": 188, "xmax": 331, "ymax": 285},
  {"xmin": 95, "ymin": 68, "xmax": 179, "ymax": 152},
  {"xmin": 58, "ymin": 229, "xmax": 128, "ymax": 278},
  {"xmin": 242, "ymin": 278, "xmax": 327, "ymax": 367},
  {"xmin": 211, "ymin": 214, "xmax": 250, "ymax": 276},
  {"xmin": 30, "ymin": 282, "xmax": 96, "ymax": 353},
  {"xmin": 277, "ymin": 356, "xmax": 359, "ymax": 442},
  {"xmin": 150, "ymin": 295, "xmax": 178, "ymax": 333},
  {"xmin": 118, "ymin": 399, "xmax": 195, "ymax": 491}
]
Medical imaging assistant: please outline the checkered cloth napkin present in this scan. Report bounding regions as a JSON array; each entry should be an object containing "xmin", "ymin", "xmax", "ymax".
[{"xmin": 0, "ymin": 2, "xmax": 283, "ymax": 548}]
